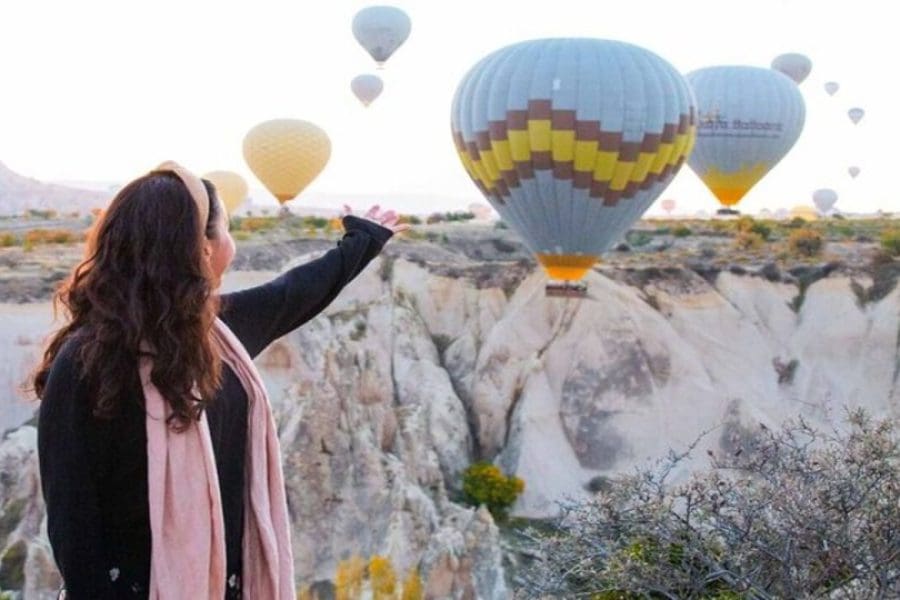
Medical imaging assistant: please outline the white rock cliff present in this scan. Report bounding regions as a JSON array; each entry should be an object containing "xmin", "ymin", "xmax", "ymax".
[{"xmin": 0, "ymin": 252, "xmax": 897, "ymax": 598}]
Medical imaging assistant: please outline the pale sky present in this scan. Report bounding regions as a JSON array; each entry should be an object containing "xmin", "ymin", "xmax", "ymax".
[{"xmin": 0, "ymin": 0, "xmax": 895, "ymax": 215}]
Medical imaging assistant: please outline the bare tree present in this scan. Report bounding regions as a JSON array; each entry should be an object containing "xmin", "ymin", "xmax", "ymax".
[{"xmin": 517, "ymin": 409, "xmax": 899, "ymax": 599}]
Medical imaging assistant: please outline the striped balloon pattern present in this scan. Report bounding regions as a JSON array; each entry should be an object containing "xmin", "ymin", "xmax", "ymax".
[
  {"xmin": 451, "ymin": 38, "xmax": 697, "ymax": 281},
  {"xmin": 686, "ymin": 66, "xmax": 806, "ymax": 208}
]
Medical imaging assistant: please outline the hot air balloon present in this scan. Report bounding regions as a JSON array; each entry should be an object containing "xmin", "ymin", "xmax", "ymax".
[
  {"xmin": 202, "ymin": 170, "xmax": 249, "ymax": 215},
  {"xmin": 824, "ymin": 81, "xmax": 839, "ymax": 96},
  {"xmin": 352, "ymin": 6, "xmax": 411, "ymax": 68},
  {"xmin": 848, "ymin": 166, "xmax": 860, "ymax": 178},
  {"xmin": 771, "ymin": 53, "xmax": 812, "ymax": 84},
  {"xmin": 661, "ymin": 198, "xmax": 676, "ymax": 215},
  {"xmin": 468, "ymin": 202, "xmax": 493, "ymax": 221},
  {"xmin": 790, "ymin": 205, "xmax": 818, "ymax": 221},
  {"xmin": 848, "ymin": 107, "xmax": 865, "ymax": 125},
  {"xmin": 687, "ymin": 66, "xmax": 805, "ymax": 213},
  {"xmin": 451, "ymin": 38, "xmax": 696, "ymax": 293},
  {"xmin": 812, "ymin": 188, "xmax": 838, "ymax": 214},
  {"xmin": 351, "ymin": 74, "xmax": 384, "ymax": 107},
  {"xmin": 242, "ymin": 119, "xmax": 331, "ymax": 204}
]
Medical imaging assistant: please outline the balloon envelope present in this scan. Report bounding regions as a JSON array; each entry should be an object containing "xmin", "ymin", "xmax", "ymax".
[
  {"xmin": 848, "ymin": 166, "xmax": 861, "ymax": 178},
  {"xmin": 202, "ymin": 170, "xmax": 248, "ymax": 215},
  {"xmin": 451, "ymin": 38, "xmax": 697, "ymax": 281},
  {"xmin": 771, "ymin": 53, "xmax": 812, "ymax": 84},
  {"xmin": 790, "ymin": 205, "xmax": 818, "ymax": 221},
  {"xmin": 351, "ymin": 74, "xmax": 384, "ymax": 106},
  {"xmin": 242, "ymin": 119, "xmax": 331, "ymax": 204},
  {"xmin": 468, "ymin": 202, "xmax": 493, "ymax": 220},
  {"xmin": 352, "ymin": 6, "xmax": 411, "ymax": 66},
  {"xmin": 812, "ymin": 188, "xmax": 838, "ymax": 214},
  {"xmin": 687, "ymin": 66, "xmax": 806, "ymax": 208},
  {"xmin": 848, "ymin": 107, "xmax": 865, "ymax": 124},
  {"xmin": 824, "ymin": 81, "xmax": 839, "ymax": 96}
]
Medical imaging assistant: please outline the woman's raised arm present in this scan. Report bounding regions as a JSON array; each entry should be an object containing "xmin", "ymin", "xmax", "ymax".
[{"xmin": 219, "ymin": 214, "xmax": 394, "ymax": 358}]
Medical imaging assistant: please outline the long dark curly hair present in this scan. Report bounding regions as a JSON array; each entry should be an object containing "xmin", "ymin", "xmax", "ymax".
[{"xmin": 32, "ymin": 171, "xmax": 224, "ymax": 431}]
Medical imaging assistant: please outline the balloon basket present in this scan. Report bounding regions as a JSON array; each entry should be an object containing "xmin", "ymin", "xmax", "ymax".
[
  {"xmin": 716, "ymin": 208, "xmax": 741, "ymax": 217},
  {"xmin": 545, "ymin": 281, "xmax": 588, "ymax": 298}
]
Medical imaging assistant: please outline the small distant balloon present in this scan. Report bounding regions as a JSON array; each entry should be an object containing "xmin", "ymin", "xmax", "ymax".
[
  {"xmin": 202, "ymin": 170, "xmax": 248, "ymax": 215},
  {"xmin": 848, "ymin": 107, "xmax": 865, "ymax": 125},
  {"xmin": 771, "ymin": 53, "xmax": 812, "ymax": 84},
  {"xmin": 352, "ymin": 6, "xmax": 411, "ymax": 67},
  {"xmin": 790, "ymin": 205, "xmax": 819, "ymax": 221},
  {"xmin": 824, "ymin": 81, "xmax": 840, "ymax": 96},
  {"xmin": 242, "ymin": 119, "xmax": 331, "ymax": 205},
  {"xmin": 661, "ymin": 198, "xmax": 676, "ymax": 215},
  {"xmin": 812, "ymin": 188, "xmax": 838, "ymax": 214},
  {"xmin": 351, "ymin": 74, "xmax": 384, "ymax": 107},
  {"xmin": 774, "ymin": 208, "xmax": 790, "ymax": 220},
  {"xmin": 468, "ymin": 202, "xmax": 493, "ymax": 221},
  {"xmin": 848, "ymin": 166, "xmax": 861, "ymax": 178}
]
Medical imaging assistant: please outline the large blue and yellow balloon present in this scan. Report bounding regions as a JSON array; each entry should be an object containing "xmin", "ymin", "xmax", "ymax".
[
  {"xmin": 686, "ymin": 66, "xmax": 805, "ymax": 209},
  {"xmin": 451, "ymin": 38, "xmax": 696, "ymax": 281}
]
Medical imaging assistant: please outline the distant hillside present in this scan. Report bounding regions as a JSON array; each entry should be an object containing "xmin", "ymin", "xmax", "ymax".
[{"xmin": 0, "ymin": 161, "xmax": 109, "ymax": 216}]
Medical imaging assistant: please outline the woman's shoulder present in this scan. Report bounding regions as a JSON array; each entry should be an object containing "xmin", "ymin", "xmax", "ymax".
[
  {"xmin": 41, "ymin": 332, "xmax": 96, "ymax": 406},
  {"xmin": 48, "ymin": 333, "xmax": 86, "ymax": 377}
]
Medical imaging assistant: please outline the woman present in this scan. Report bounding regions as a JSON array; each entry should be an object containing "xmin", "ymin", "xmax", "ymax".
[{"xmin": 33, "ymin": 162, "xmax": 407, "ymax": 599}]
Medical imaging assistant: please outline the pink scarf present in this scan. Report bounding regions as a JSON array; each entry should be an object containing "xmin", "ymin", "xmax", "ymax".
[{"xmin": 139, "ymin": 318, "xmax": 294, "ymax": 599}]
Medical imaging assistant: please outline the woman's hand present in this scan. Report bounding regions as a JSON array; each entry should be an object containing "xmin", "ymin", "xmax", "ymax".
[{"xmin": 342, "ymin": 204, "xmax": 411, "ymax": 234}]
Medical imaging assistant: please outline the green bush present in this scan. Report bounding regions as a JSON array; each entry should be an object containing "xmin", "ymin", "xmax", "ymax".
[
  {"xmin": 736, "ymin": 216, "xmax": 771, "ymax": 240},
  {"xmin": 673, "ymin": 225, "xmax": 692, "ymax": 238},
  {"xmin": 303, "ymin": 216, "xmax": 329, "ymax": 229},
  {"xmin": 461, "ymin": 462, "xmax": 524, "ymax": 521},
  {"xmin": 788, "ymin": 228, "xmax": 824, "ymax": 257},
  {"xmin": 880, "ymin": 229, "xmax": 900, "ymax": 256},
  {"xmin": 0, "ymin": 234, "xmax": 17, "ymax": 247},
  {"xmin": 626, "ymin": 231, "xmax": 652, "ymax": 247},
  {"xmin": 238, "ymin": 217, "xmax": 277, "ymax": 232}
]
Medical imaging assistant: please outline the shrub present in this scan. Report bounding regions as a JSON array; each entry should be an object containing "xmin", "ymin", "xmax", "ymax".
[
  {"xmin": 518, "ymin": 411, "xmax": 900, "ymax": 598},
  {"xmin": 232, "ymin": 230, "xmax": 251, "ymax": 241},
  {"xmin": 788, "ymin": 228, "xmax": 824, "ymax": 257},
  {"xmin": 303, "ymin": 216, "xmax": 329, "ymax": 229},
  {"xmin": 733, "ymin": 230, "xmax": 764, "ymax": 251},
  {"xmin": 444, "ymin": 211, "xmax": 475, "ymax": 222},
  {"xmin": 335, "ymin": 555, "xmax": 365, "ymax": 600},
  {"xmin": 673, "ymin": 225, "xmax": 692, "ymax": 238},
  {"xmin": 461, "ymin": 461, "xmax": 525, "ymax": 521},
  {"xmin": 330, "ymin": 555, "xmax": 422, "ymax": 600},
  {"xmin": 400, "ymin": 570, "xmax": 424, "ymax": 600},
  {"xmin": 626, "ymin": 231, "xmax": 652, "ymax": 248},
  {"xmin": 735, "ymin": 216, "xmax": 771, "ymax": 240},
  {"xmin": 238, "ymin": 217, "xmax": 277, "ymax": 232},
  {"xmin": 368, "ymin": 556, "xmax": 397, "ymax": 600},
  {"xmin": 23, "ymin": 228, "xmax": 80, "ymax": 246},
  {"xmin": 880, "ymin": 229, "xmax": 900, "ymax": 256},
  {"xmin": 0, "ymin": 234, "xmax": 17, "ymax": 247}
]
